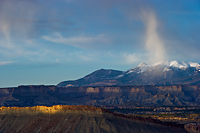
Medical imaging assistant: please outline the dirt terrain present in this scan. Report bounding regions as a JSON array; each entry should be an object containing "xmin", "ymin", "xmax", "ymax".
[{"xmin": 0, "ymin": 105, "xmax": 188, "ymax": 133}]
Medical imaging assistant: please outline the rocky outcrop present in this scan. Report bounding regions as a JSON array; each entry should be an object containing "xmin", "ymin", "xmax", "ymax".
[
  {"xmin": 0, "ymin": 85, "xmax": 200, "ymax": 107},
  {"xmin": 0, "ymin": 105, "xmax": 188, "ymax": 133},
  {"xmin": 185, "ymin": 123, "xmax": 200, "ymax": 133},
  {"xmin": 0, "ymin": 105, "xmax": 107, "ymax": 116},
  {"xmin": 142, "ymin": 93, "xmax": 191, "ymax": 106}
]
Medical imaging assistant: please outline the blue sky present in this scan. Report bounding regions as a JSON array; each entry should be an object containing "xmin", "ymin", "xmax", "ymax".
[{"xmin": 0, "ymin": 0, "xmax": 200, "ymax": 87}]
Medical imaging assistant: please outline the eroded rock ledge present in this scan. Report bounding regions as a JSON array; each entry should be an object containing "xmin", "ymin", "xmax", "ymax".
[
  {"xmin": 0, "ymin": 105, "xmax": 109, "ymax": 115},
  {"xmin": 0, "ymin": 105, "xmax": 188, "ymax": 133}
]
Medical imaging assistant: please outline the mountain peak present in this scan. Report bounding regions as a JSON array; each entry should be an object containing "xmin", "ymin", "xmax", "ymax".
[
  {"xmin": 138, "ymin": 62, "xmax": 147, "ymax": 67},
  {"xmin": 57, "ymin": 60, "xmax": 200, "ymax": 87},
  {"xmin": 169, "ymin": 61, "xmax": 189, "ymax": 70}
]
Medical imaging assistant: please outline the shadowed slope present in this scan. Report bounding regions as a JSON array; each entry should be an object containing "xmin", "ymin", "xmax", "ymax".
[
  {"xmin": 0, "ymin": 85, "xmax": 200, "ymax": 107},
  {"xmin": 0, "ymin": 105, "xmax": 188, "ymax": 133}
]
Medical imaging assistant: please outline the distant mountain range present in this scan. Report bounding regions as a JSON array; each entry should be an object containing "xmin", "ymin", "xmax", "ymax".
[{"xmin": 57, "ymin": 60, "xmax": 200, "ymax": 87}]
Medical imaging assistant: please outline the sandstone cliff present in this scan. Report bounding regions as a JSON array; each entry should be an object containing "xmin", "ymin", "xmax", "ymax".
[{"xmin": 0, "ymin": 85, "xmax": 199, "ymax": 107}]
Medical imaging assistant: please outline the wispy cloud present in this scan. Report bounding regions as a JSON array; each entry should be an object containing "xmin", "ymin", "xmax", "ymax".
[
  {"xmin": 123, "ymin": 53, "xmax": 143, "ymax": 65},
  {"xmin": 141, "ymin": 10, "xmax": 166, "ymax": 63},
  {"xmin": 0, "ymin": 0, "xmax": 199, "ymax": 66},
  {"xmin": 0, "ymin": 0, "xmax": 75, "ymax": 42},
  {"xmin": 68, "ymin": 51, "xmax": 97, "ymax": 62},
  {"xmin": 42, "ymin": 33, "xmax": 109, "ymax": 49},
  {"xmin": 0, "ymin": 61, "xmax": 15, "ymax": 66}
]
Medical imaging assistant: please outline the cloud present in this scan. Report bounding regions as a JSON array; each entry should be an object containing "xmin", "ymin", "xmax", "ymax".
[
  {"xmin": 0, "ymin": 61, "xmax": 15, "ymax": 66},
  {"xmin": 0, "ymin": 0, "xmax": 75, "ymax": 62},
  {"xmin": 141, "ymin": 10, "xmax": 166, "ymax": 63},
  {"xmin": 123, "ymin": 53, "xmax": 143, "ymax": 64},
  {"xmin": 0, "ymin": 0, "xmax": 39, "ymax": 39},
  {"xmin": 33, "ymin": 19, "xmax": 74, "ymax": 32},
  {"xmin": 42, "ymin": 33, "xmax": 109, "ymax": 49},
  {"xmin": 0, "ymin": 0, "xmax": 199, "ymax": 66},
  {"xmin": 69, "ymin": 51, "xmax": 97, "ymax": 62},
  {"xmin": 0, "ymin": 0, "xmax": 75, "ymax": 42}
]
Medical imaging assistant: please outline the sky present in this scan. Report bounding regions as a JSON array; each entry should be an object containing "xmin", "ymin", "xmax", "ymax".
[{"xmin": 0, "ymin": 0, "xmax": 200, "ymax": 88}]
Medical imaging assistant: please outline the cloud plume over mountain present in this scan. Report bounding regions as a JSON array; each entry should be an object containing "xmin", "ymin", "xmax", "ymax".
[{"xmin": 142, "ymin": 10, "xmax": 166, "ymax": 63}]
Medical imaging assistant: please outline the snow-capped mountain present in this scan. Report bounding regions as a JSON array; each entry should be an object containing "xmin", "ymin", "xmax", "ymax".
[
  {"xmin": 121, "ymin": 60, "xmax": 200, "ymax": 77},
  {"xmin": 57, "ymin": 61, "xmax": 200, "ymax": 87}
]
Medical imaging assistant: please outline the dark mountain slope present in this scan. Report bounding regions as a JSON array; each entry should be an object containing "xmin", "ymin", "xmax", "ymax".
[{"xmin": 58, "ymin": 69, "xmax": 123, "ymax": 87}]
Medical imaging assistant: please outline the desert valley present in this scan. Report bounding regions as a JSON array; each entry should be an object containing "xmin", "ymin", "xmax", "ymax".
[{"xmin": 1, "ymin": 61, "xmax": 200, "ymax": 132}]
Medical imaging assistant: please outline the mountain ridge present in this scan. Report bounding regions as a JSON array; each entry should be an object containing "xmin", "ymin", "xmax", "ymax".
[{"xmin": 57, "ymin": 60, "xmax": 200, "ymax": 87}]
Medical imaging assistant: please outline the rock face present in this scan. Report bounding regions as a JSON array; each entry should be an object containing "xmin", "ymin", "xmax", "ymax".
[
  {"xmin": 57, "ymin": 61, "xmax": 200, "ymax": 87},
  {"xmin": 0, "ymin": 105, "xmax": 187, "ymax": 133},
  {"xmin": 185, "ymin": 123, "xmax": 200, "ymax": 133},
  {"xmin": 0, "ymin": 85, "xmax": 200, "ymax": 107}
]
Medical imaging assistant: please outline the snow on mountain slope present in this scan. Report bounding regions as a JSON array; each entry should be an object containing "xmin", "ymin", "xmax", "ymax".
[
  {"xmin": 57, "ymin": 60, "xmax": 200, "ymax": 87},
  {"xmin": 125, "ymin": 60, "xmax": 200, "ymax": 75},
  {"xmin": 153, "ymin": 60, "xmax": 199, "ymax": 70},
  {"xmin": 125, "ymin": 63, "xmax": 149, "ymax": 74}
]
